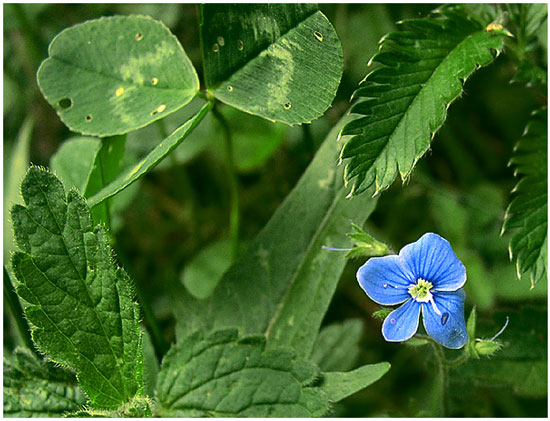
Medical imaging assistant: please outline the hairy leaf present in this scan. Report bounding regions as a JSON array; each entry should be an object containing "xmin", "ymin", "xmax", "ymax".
[
  {"xmin": 4, "ymin": 348, "xmax": 87, "ymax": 417},
  {"xmin": 10, "ymin": 167, "xmax": 143, "ymax": 408},
  {"xmin": 88, "ymin": 101, "xmax": 212, "ymax": 207},
  {"xmin": 310, "ymin": 319, "xmax": 364, "ymax": 372},
  {"xmin": 201, "ymin": 4, "xmax": 343, "ymax": 125},
  {"xmin": 339, "ymin": 6, "xmax": 508, "ymax": 196},
  {"xmin": 502, "ymin": 108, "xmax": 547, "ymax": 287},
  {"xmin": 173, "ymin": 117, "xmax": 378, "ymax": 360},
  {"xmin": 37, "ymin": 15, "xmax": 199, "ymax": 136},
  {"xmin": 155, "ymin": 329, "xmax": 330, "ymax": 417},
  {"xmin": 318, "ymin": 362, "xmax": 391, "ymax": 403}
]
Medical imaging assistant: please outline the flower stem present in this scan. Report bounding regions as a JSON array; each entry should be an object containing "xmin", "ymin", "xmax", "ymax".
[
  {"xmin": 212, "ymin": 104, "xmax": 240, "ymax": 261},
  {"xmin": 430, "ymin": 342, "xmax": 447, "ymax": 417}
]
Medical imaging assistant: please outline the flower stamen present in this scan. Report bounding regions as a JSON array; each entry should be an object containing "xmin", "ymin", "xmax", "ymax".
[{"xmin": 408, "ymin": 278, "xmax": 434, "ymax": 303}]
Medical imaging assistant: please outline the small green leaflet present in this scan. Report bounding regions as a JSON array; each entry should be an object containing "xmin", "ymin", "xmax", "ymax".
[
  {"xmin": 339, "ymin": 6, "xmax": 509, "ymax": 196},
  {"xmin": 155, "ymin": 329, "xmax": 330, "ymax": 417},
  {"xmin": 37, "ymin": 15, "xmax": 199, "ymax": 136},
  {"xmin": 10, "ymin": 167, "xmax": 143, "ymax": 409},
  {"xmin": 4, "ymin": 348, "xmax": 87, "ymax": 417},
  {"xmin": 310, "ymin": 319, "xmax": 364, "ymax": 372},
  {"xmin": 502, "ymin": 108, "xmax": 547, "ymax": 287},
  {"xmin": 200, "ymin": 4, "xmax": 343, "ymax": 125}
]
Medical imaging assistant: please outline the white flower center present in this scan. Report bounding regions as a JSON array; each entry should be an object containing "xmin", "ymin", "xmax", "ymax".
[{"xmin": 408, "ymin": 278, "xmax": 433, "ymax": 303}]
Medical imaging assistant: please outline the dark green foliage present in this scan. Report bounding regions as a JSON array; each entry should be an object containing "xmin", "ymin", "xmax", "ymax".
[
  {"xmin": 502, "ymin": 109, "xmax": 548, "ymax": 286},
  {"xmin": 339, "ymin": 6, "xmax": 508, "ymax": 196},
  {"xmin": 4, "ymin": 348, "xmax": 87, "ymax": 417}
]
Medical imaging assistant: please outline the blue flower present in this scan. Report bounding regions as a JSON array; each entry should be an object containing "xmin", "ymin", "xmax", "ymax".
[{"xmin": 357, "ymin": 233, "xmax": 468, "ymax": 349}]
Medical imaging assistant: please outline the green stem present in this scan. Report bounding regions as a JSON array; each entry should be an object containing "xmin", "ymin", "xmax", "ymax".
[
  {"xmin": 4, "ymin": 266, "xmax": 38, "ymax": 355},
  {"xmin": 212, "ymin": 105, "xmax": 240, "ymax": 261},
  {"xmin": 431, "ymin": 342, "xmax": 447, "ymax": 417}
]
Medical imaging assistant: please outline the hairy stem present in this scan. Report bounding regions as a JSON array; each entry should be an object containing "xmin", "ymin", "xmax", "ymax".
[{"xmin": 212, "ymin": 105, "xmax": 240, "ymax": 261}]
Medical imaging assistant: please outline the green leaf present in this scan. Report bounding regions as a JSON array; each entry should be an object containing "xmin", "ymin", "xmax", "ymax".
[
  {"xmin": 180, "ymin": 238, "xmax": 233, "ymax": 300},
  {"xmin": 155, "ymin": 329, "xmax": 330, "ymax": 417},
  {"xmin": 310, "ymin": 319, "xmax": 364, "ymax": 372},
  {"xmin": 450, "ymin": 306, "xmax": 547, "ymax": 398},
  {"xmin": 37, "ymin": 15, "xmax": 199, "ymax": 136},
  {"xmin": 339, "ymin": 6, "xmax": 508, "ymax": 196},
  {"xmin": 201, "ymin": 4, "xmax": 343, "ymax": 125},
  {"xmin": 50, "ymin": 137, "xmax": 101, "ymax": 194},
  {"xmin": 88, "ymin": 101, "xmax": 212, "ymax": 207},
  {"xmin": 172, "ymin": 117, "xmax": 378, "ymax": 360},
  {"xmin": 4, "ymin": 117, "xmax": 33, "ymax": 266},
  {"xmin": 10, "ymin": 167, "xmax": 143, "ymax": 409},
  {"xmin": 4, "ymin": 348, "xmax": 87, "ymax": 417},
  {"xmin": 344, "ymin": 222, "xmax": 392, "ymax": 258},
  {"xmin": 317, "ymin": 362, "xmax": 391, "ymax": 403},
  {"xmin": 502, "ymin": 108, "xmax": 547, "ymax": 287}
]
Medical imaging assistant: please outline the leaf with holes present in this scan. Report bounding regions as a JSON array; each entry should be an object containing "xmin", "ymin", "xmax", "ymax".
[
  {"xmin": 4, "ymin": 348, "xmax": 88, "ymax": 417},
  {"xmin": 10, "ymin": 167, "xmax": 143, "ymax": 408},
  {"xmin": 502, "ymin": 109, "xmax": 547, "ymax": 287},
  {"xmin": 200, "ymin": 4, "xmax": 343, "ymax": 125},
  {"xmin": 37, "ymin": 15, "xmax": 199, "ymax": 136},
  {"xmin": 339, "ymin": 6, "xmax": 509, "ymax": 196},
  {"xmin": 155, "ymin": 329, "xmax": 330, "ymax": 417}
]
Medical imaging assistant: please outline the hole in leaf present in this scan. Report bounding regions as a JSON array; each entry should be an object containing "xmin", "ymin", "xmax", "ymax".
[
  {"xmin": 237, "ymin": 40, "xmax": 244, "ymax": 51},
  {"xmin": 135, "ymin": 32, "xmax": 144, "ymax": 41},
  {"xmin": 58, "ymin": 98, "xmax": 73, "ymax": 110},
  {"xmin": 151, "ymin": 104, "xmax": 167, "ymax": 116},
  {"xmin": 217, "ymin": 36, "xmax": 225, "ymax": 47},
  {"xmin": 85, "ymin": 114, "xmax": 93, "ymax": 122},
  {"xmin": 284, "ymin": 102, "xmax": 291, "ymax": 110},
  {"xmin": 151, "ymin": 77, "xmax": 159, "ymax": 86},
  {"xmin": 314, "ymin": 31, "xmax": 323, "ymax": 42},
  {"xmin": 212, "ymin": 43, "xmax": 219, "ymax": 53},
  {"xmin": 227, "ymin": 85, "xmax": 233, "ymax": 92}
]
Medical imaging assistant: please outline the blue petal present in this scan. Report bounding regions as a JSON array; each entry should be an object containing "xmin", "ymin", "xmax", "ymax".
[
  {"xmin": 422, "ymin": 289, "xmax": 468, "ymax": 349},
  {"xmin": 399, "ymin": 233, "xmax": 466, "ymax": 291},
  {"xmin": 382, "ymin": 299, "xmax": 421, "ymax": 342},
  {"xmin": 357, "ymin": 254, "xmax": 414, "ymax": 305}
]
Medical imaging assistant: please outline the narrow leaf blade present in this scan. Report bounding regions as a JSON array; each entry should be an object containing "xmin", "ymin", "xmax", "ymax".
[
  {"xmin": 10, "ymin": 167, "xmax": 143, "ymax": 409},
  {"xmin": 37, "ymin": 15, "xmax": 199, "ymax": 136},
  {"xmin": 339, "ymin": 6, "xmax": 508, "ymax": 196},
  {"xmin": 88, "ymin": 101, "xmax": 212, "ymax": 207}
]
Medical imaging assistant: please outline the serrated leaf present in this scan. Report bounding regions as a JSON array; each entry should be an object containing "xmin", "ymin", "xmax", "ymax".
[
  {"xmin": 4, "ymin": 348, "xmax": 87, "ymax": 417},
  {"xmin": 310, "ymin": 319, "xmax": 364, "ymax": 372},
  {"xmin": 37, "ymin": 15, "xmax": 199, "ymax": 136},
  {"xmin": 88, "ymin": 101, "xmax": 212, "ymax": 207},
  {"xmin": 201, "ymin": 4, "xmax": 343, "ymax": 125},
  {"xmin": 318, "ymin": 362, "xmax": 391, "ymax": 403},
  {"xmin": 502, "ymin": 108, "xmax": 547, "ymax": 286},
  {"xmin": 155, "ymin": 329, "xmax": 330, "ymax": 417},
  {"xmin": 172, "ymin": 117, "xmax": 378, "ymax": 360},
  {"xmin": 339, "ymin": 6, "xmax": 508, "ymax": 196},
  {"xmin": 10, "ymin": 167, "xmax": 143, "ymax": 409}
]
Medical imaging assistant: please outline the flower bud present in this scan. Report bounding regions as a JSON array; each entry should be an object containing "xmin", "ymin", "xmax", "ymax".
[{"xmin": 474, "ymin": 339, "xmax": 503, "ymax": 356}]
